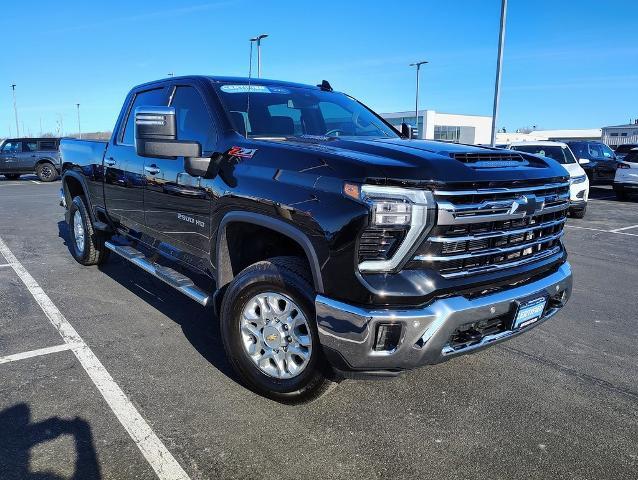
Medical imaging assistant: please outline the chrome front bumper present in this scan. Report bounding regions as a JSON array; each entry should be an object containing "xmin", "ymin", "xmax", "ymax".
[{"xmin": 316, "ymin": 262, "xmax": 572, "ymax": 372}]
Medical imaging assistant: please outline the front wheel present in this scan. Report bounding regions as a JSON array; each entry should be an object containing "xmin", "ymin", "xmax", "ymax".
[
  {"xmin": 36, "ymin": 162, "xmax": 58, "ymax": 182},
  {"xmin": 220, "ymin": 256, "xmax": 331, "ymax": 401}
]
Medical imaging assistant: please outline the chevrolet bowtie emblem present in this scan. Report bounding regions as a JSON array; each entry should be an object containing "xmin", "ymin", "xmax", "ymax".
[
  {"xmin": 266, "ymin": 334, "xmax": 278, "ymax": 342},
  {"xmin": 510, "ymin": 194, "xmax": 541, "ymax": 216}
]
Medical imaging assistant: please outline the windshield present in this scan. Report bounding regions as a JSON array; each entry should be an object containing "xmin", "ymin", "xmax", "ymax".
[
  {"xmin": 214, "ymin": 83, "xmax": 399, "ymax": 139},
  {"xmin": 569, "ymin": 141, "xmax": 615, "ymax": 160},
  {"xmin": 510, "ymin": 145, "xmax": 576, "ymax": 164}
]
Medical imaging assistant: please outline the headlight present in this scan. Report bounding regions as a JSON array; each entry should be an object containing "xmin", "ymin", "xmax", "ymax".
[
  {"xmin": 356, "ymin": 185, "xmax": 435, "ymax": 272},
  {"xmin": 570, "ymin": 175, "xmax": 587, "ymax": 185}
]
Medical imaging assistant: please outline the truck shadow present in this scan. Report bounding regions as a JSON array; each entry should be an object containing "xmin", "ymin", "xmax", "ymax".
[
  {"xmin": 0, "ymin": 403, "xmax": 101, "ymax": 480},
  {"xmin": 56, "ymin": 221, "xmax": 237, "ymax": 384}
]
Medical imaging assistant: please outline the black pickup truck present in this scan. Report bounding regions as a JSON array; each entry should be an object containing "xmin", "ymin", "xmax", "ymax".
[{"xmin": 60, "ymin": 76, "xmax": 573, "ymax": 400}]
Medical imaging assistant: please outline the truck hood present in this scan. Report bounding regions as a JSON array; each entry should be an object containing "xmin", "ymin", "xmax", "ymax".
[{"xmin": 270, "ymin": 137, "xmax": 570, "ymax": 187}]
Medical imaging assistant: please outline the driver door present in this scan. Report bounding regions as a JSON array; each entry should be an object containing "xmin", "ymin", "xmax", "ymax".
[
  {"xmin": 0, "ymin": 140, "xmax": 22, "ymax": 173},
  {"xmin": 143, "ymin": 84, "xmax": 217, "ymax": 255}
]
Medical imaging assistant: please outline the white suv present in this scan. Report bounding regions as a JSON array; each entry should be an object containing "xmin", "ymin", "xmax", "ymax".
[
  {"xmin": 508, "ymin": 141, "xmax": 590, "ymax": 218},
  {"xmin": 614, "ymin": 148, "xmax": 638, "ymax": 200}
]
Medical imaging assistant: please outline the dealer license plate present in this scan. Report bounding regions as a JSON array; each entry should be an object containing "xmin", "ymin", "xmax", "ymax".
[{"xmin": 513, "ymin": 297, "xmax": 547, "ymax": 330}]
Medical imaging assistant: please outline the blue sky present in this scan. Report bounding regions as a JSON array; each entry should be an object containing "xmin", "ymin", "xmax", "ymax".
[{"xmin": 1, "ymin": 0, "xmax": 637, "ymax": 137}]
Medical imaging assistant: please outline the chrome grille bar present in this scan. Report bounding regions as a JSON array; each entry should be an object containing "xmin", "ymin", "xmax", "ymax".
[
  {"xmin": 415, "ymin": 231, "xmax": 563, "ymax": 262},
  {"xmin": 428, "ymin": 217, "xmax": 566, "ymax": 243},
  {"xmin": 435, "ymin": 246, "xmax": 562, "ymax": 279}
]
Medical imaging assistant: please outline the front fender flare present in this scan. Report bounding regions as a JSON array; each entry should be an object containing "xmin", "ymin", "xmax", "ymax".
[{"xmin": 215, "ymin": 211, "xmax": 324, "ymax": 294}]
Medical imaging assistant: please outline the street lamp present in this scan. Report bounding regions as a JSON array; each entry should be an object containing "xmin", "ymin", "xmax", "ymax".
[
  {"xmin": 409, "ymin": 61, "xmax": 428, "ymax": 139},
  {"xmin": 490, "ymin": 0, "xmax": 508, "ymax": 147},
  {"xmin": 250, "ymin": 34, "xmax": 269, "ymax": 78},
  {"xmin": 10, "ymin": 84, "xmax": 19, "ymax": 137},
  {"xmin": 76, "ymin": 103, "xmax": 82, "ymax": 139}
]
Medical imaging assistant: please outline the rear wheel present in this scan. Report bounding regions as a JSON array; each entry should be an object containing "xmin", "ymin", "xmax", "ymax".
[
  {"xmin": 36, "ymin": 162, "xmax": 58, "ymax": 182},
  {"xmin": 3, "ymin": 174, "xmax": 20, "ymax": 180},
  {"xmin": 220, "ymin": 256, "xmax": 331, "ymax": 401},
  {"xmin": 68, "ymin": 196, "xmax": 109, "ymax": 265}
]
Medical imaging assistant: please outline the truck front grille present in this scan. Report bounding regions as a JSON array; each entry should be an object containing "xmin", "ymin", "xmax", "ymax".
[{"xmin": 412, "ymin": 181, "xmax": 570, "ymax": 278}]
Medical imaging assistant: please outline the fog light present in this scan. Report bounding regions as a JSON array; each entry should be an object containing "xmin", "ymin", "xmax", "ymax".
[{"xmin": 373, "ymin": 323, "xmax": 402, "ymax": 352}]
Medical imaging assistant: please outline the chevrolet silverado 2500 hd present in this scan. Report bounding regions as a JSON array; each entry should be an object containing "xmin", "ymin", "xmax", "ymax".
[{"xmin": 60, "ymin": 76, "xmax": 573, "ymax": 400}]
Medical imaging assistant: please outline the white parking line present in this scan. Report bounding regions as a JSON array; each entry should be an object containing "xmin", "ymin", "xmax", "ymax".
[
  {"xmin": 0, "ymin": 343, "xmax": 79, "ymax": 365},
  {"xmin": 0, "ymin": 236, "xmax": 191, "ymax": 480},
  {"xmin": 30, "ymin": 180, "xmax": 42, "ymax": 184},
  {"xmin": 610, "ymin": 224, "xmax": 638, "ymax": 233},
  {"xmin": 566, "ymin": 225, "xmax": 638, "ymax": 237},
  {"xmin": 0, "ymin": 263, "xmax": 11, "ymax": 268}
]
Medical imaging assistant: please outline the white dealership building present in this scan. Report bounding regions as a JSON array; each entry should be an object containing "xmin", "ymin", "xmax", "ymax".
[{"xmin": 380, "ymin": 110, "xmax": 492, "ymax": 145}]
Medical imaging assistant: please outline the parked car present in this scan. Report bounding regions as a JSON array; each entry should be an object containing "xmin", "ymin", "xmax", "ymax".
[
  {"xmin": 59, "ymin": 76, "xmax": 573, "ymax": 400},
  {"xmin": 0, "ymin": 137, "xmax": 61, "ymax": 181},
  {"xmin": 614, "ymin": 148, "xmax": 638, "ymax": 200},
  {"xmin": 614, "ymin": 143, "xmax": 638, "ymax": 161},
  {"xmin": 509, "ymin": 141, "xmax": 589, "ymax": 218},
  {"xmin": 566, "ymin": 140, "xmax": 617, "ymax": 184}
]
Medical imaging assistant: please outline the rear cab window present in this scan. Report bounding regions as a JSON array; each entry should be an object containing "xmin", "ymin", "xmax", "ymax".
[{"xmin": 119, "ymin": 88, "xmax": 168, "ymax": 145}]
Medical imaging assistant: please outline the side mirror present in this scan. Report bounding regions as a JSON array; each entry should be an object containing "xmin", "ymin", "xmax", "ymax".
[
  {"xmin": 400, "ymin": 122, "xmax": 413, "ymax": 139},
  {"xmin": 135, "ymin": 106, "xmax": 201, "ymax": 159},
  {"xmin": 578, "ymin": 158, "xmax": 590, "ymax": 165}
]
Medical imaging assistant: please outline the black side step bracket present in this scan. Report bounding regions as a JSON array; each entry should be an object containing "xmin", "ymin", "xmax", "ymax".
[{"xmin": 104, "ymin": 241, "xmax": 210, "ymax": 306}]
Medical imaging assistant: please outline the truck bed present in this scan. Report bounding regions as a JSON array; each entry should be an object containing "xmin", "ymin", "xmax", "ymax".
[{"xmin": 60, "ymin": 138, "xmax": 107, "ymax": 169}]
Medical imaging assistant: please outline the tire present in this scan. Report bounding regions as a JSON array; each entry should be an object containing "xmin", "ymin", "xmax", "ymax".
[
  {"xmin": 615, "ymin": 189, "xmax": 629, "ymax": 201},
  {"xmin": 220, "ymin": 256, "xmax": 331, "ymax": 401},
  {"xmin": 36, "ymin": 162, "xmax": 58, "ymax": 182},
  {"xmin": 3, "ymin": 174, "xmax": 20, "ymax": 180},
  {"xmin": 68, "ymin": 196, "xmax": 109, "ymax": 266},
  {"xmin": 570, "ymin": 205, "xmax": 586, "ymax": 219}
]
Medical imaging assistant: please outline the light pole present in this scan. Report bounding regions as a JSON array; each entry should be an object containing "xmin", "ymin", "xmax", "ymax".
[
  {"xmin": 490, "ymin": 0, "xmax": 507, "ymax": 147},
  {"xmin": 250, "ymin": 34, "xmax": 269, "ymax": 78},
  {"xmin": 409, "ymin": 61, "xmax": 428, "ymax": 138},
  {"xmin": 76, "ymin": 103, "xmax": 82, "ymax": 139},
  {"xmin": 10, "ymin": 84, "xmax": 20, "ymax": 137}
]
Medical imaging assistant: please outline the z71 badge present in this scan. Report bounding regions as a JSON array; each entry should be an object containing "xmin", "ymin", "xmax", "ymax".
[{"xmin": 228, "ymin": 146, "xmax": 257, "ymax": 158}]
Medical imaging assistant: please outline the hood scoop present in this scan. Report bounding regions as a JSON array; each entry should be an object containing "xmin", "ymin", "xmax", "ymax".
[{"xmin": 450, "ymin": 152, "xmax": 544, "ymax": 169}]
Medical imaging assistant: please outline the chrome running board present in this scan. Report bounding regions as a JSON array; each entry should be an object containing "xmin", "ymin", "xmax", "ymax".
[{"xmin": 104, "ymin": 241, "xmax": 210, "ymax": 306}]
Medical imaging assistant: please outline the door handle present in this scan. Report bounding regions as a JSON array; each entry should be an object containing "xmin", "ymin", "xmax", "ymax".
[
  {"xmin": 31, "ymin": 155, "xmax": 37, "ymax": 158},
  {"xmin": 104, "ymin": 157, "xmax": 116, "ymax": 166},
  {"xmin": 144, "ymin": 165, "xmax": 161, "ymax": 175}
]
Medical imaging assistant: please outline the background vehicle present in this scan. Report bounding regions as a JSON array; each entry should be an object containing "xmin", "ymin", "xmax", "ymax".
[
  {"xmin": 509, "ymin": 141, "xmax": 589, "ymax": 218},
  {"xmin": 614, "ymin": 143, "xmax": 638, "ymax": 161},
  {"xmin": 614, "ymin": 148, "xmax": 638, "ymax": 200},
  {"xmin": 59, "ymin": 76, "xmax": 573, "ymax": 400},
  {"xmin": 566, "ymin": 140, "xmax": 617, "ymax": 184},
  {"xmin": 0, "ymin": 138, "xmax": 61, "ymax": 181}
]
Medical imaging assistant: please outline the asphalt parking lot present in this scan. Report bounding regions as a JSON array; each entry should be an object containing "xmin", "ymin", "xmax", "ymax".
[{"xmin": 0, "ymin": 176, "xmax": 636, "ymax": 480}]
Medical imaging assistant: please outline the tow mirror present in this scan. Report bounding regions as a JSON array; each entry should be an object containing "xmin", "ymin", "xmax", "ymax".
[
  {"xmin": 400, "ymin": 122, "xmax": 412, "ymax": 139},
  {"xmin": 578, "ymin": 158, "xmax": 590, "ymax": 165},
  {"xmin": 134, "ymin": 106, "xmax": 201, "ymax": 159}
]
